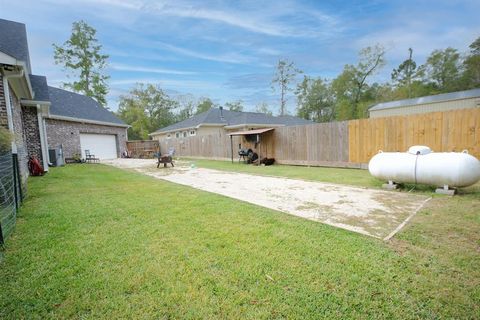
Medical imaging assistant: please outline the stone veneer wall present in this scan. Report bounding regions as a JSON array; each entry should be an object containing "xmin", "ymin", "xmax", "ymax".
[
  {"xmin": 21, "ymin": 106, "xmax": 42, "ymax": 162},
  {"xmin": 45, "ymin": 118, "xmax": 127, "ymax": 158},
  {"xmin": 0, "ymin": 75, "xmax": 8, "ymax": 130},
  {"xmin": 9, "ymin": 86, "xmax": 29, "ymax": 193}
]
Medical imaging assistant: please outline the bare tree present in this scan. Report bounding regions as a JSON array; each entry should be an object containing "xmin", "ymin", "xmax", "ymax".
[{"xmin": 272, "ymin": 59, "xmax": 302, "ymax": 116}]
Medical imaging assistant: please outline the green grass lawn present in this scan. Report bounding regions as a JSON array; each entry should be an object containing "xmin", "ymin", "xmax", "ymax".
[{"xmin": 0, "ymin": 164, "xmax": 479, "ymax": 319}]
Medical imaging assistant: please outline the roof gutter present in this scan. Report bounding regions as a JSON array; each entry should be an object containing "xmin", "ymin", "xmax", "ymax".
[
  {"xmin": 149, "ymin": 123, "xmax": 226, "ymax": 136},
  {"xmin": 47, "ymin": 114, "xmax": 130, "ymax": 128}
]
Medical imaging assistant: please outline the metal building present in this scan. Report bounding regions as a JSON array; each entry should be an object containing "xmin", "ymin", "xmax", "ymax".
[{"xmin": 369, "ymin": 88, "xmax": 480, "ymax": 118}]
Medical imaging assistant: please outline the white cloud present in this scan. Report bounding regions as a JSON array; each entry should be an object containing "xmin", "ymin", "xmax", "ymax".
[
  {"xmin": 110, "ymin": 63, "xmax": 197, "ymax": 75},
  {"xmin": 156, "ymin": 42, "xmax": 254, "ymax": 64}
]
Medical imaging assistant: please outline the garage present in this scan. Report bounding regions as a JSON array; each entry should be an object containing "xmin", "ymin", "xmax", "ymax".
[{"xmin": 80, "ymin": 133, "xmax": 118, "ymax": 160}]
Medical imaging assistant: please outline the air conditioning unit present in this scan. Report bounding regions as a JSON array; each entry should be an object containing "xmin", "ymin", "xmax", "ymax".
[{"xmin": 48, "ymin": 146, "xmax": 65, "ymax": 167}]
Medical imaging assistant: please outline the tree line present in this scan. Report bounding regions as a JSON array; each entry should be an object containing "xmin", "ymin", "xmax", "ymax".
[{"xmin": 53, "ymin": 21, "xmax": 479, "ymax": 140}]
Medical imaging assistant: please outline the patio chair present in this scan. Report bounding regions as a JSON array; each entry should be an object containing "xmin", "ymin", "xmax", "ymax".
[
  {"xmin": 157, "ymin": 147, "xmax": 175, "ymax": 168},
  {"xmin": 85, "ymin": 150, "xmax": 99, "ymax": 163}
]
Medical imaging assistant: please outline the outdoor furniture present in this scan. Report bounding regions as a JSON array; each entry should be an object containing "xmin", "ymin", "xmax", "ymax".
[
  {"xmin": 157, "ymin": 147, "xmax": 175, "ymax": 168},
  {"xmin": 238, "ymin": 147, "xmax": 251, "ymax": 163},
  {"xmin": 85, "ymin": 150, "xmax": 99, "ymax": 163}
]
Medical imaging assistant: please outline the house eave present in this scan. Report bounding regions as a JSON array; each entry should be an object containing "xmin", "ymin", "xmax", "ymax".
[
  {"xmin": 149, "ymin": 123, "xmax": 226, "ymax": 136},
  {"xmin": 0, "ymin": 54, "xmax": 33, "ymax": 100}
]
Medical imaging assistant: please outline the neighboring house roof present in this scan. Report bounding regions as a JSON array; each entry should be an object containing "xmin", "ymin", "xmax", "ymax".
[
  {"xmin": 48, "ymin": 86, "xmax": 127, "ymax": 127},
  {"xmin": 152, "ymin": 108, "xmax": 312, "ymax": 134},
  {"xmin": 0, "ymin": 19, "xmax": 31, "ymax": 72},
  {"xmin": 369, "ymin": 88, "xmax": 480, "ymax": 112},
  {"xmin": 29, "ymin": 75, "xmax": 50, "ymax": 102}
]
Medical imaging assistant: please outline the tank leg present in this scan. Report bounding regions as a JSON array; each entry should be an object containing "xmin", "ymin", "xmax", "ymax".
[
  {"xmin": 435, "ymin": 184, "xmax": 456, "ymax": 195},
  {"xmin": 382, "ymin": 180, "xmax": 398, "ymax": 190}
]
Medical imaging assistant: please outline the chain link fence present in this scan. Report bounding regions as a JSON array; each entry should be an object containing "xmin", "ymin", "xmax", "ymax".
[{"xmin": 0, "ymin": 152, "xmax": 21, "ymax": 245}]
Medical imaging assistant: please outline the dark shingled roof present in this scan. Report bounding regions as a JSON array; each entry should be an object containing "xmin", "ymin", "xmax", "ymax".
[
  {"xmin": 29, "ymin": 75, "xmax": 50, "ymax": 102},
  {"xmin": 369, "ymin": 88, "xmax": 480, "ymax": 111},
  {"xmin": 0, "ymin": 19, "xmax": 31, "ymax": 71},
  {"xmin": 153, "ymin": 108, "xmax": 312, "ymax": 133},
  {"xmin": 48, "ymin": 86, "xmax": 126, "ymax": 126}
]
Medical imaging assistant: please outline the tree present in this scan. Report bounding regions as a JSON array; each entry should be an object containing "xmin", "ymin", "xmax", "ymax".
[
  {"xmin": 331, "ymin": 45, "xmax": 386, "ymax": 119},
  {"xmin": 225, "ymin": 100, "xmax": 244, "ymax": 112},
  {"xmin": 255, "ymin": 102, "xmax": 272, "ymax": 115},
  {"xmin": 53, "ymin": 20, "xmax": 109, "ymax": 106},
  {"xmin": 463, "ymin": 36, "xmax": 480, "ymax": 89},
  {"xmin": 391, "ymin": 48, "xmax": 420, "ymax": 98},
  {"xmin": 195, "ymin": 98, "xmax": 214, "ymax": 114},
  {"xmin": 272, "ymin": 59, "xmax": 302, "ymax": 116},
  {"xmin": 296, "ymin": 76, "xmax": 334, "ymax": 122},
  {"xmin": 175, "ymin": 94, "xmax": 196, "ymax": 121},
  {"xmin": 420, "ymin": 47, "xmax": 462, "ymax": 92},
  {"xmin": 117, "ymin": 84, "xmax": 177, "ymax": 140}
]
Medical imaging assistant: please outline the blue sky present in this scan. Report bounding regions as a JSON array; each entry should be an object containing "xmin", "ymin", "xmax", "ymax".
[{"xmin": 1, "ymin": 0, "xmax": 479, "ymax": 114}]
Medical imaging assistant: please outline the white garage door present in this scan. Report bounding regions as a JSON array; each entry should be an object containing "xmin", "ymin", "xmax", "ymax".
[{"xmin": 80, "ymin": 134, "xmax": 118, "ymax": 160}]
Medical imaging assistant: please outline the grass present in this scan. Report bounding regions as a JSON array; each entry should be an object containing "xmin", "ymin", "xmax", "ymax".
[{"xmin": 0, "ymin": 163, "xmax": 479, "ymax": 319}]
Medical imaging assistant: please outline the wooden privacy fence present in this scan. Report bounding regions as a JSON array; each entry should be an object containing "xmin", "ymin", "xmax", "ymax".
[
  {"xmin": 126, "ymin": 140, "xmax": 159, "ymax": 158},
  {"xmin": 153, "ymin": 108, "xmax": 480, "ymax": 167},
  {"xmin": 349, "ymin": 108, "xmax": 480, "ymax": 163},
  {"xmin": 159, "ymin": 132, "xmax": 243, "ymax": 160},
  {"xmin": 273, "ymin": 121, "xmax": 350, "ymax": 166}
]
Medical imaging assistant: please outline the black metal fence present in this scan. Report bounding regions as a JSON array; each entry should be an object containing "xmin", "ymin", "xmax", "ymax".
[{"xmin": 0, "ymin": 152, "xmax": 22, "ymax": 245}]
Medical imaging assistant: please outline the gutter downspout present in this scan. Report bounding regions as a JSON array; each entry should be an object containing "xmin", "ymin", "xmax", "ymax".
[
  {"xmin": 2, "ymin": 69, "xmax": 25, "ymax": 153},
  {"xmin": 36, "ymin": 104, "xmax": 49, "ymax": 172}
]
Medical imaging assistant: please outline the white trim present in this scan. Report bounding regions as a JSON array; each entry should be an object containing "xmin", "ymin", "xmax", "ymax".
[
  {"xmin": 21, "ymin": 99, "xmax": 51, "ymax": 107},
  {"xmin": 47, "ymin": 114, "xmax": 129, "ymax": 128},
  {"xmin": 36, "ymin": 104, "xmax": 49, "ymax": 171},
  {"xmin": 0, "ymin": 60, "xmax": 33, "ymax": 100}
]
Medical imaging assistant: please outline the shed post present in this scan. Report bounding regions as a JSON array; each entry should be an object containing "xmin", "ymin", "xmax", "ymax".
[{"xmin": 230, "ymin": 135, "xmax": 233, "ymax": 163}]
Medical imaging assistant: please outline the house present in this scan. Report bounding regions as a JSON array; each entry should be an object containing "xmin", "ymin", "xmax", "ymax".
[
  {"xmin": 369, "ymin": 88, "xmax": 480, "ymax": 118},
  {"xmin": 0, "ymin": 18, "xmax": 128, "ymax": 171},
  {"xmin": 151, "ymin": 107, "xmax": 312, "ymax": 139},
  {"xmin": 150, "ymin": 107, "xmax": 312, "ymax": 159},
  {"xmin": 0, "ymin": 18, "xmax": 128, "ymax": 243}
]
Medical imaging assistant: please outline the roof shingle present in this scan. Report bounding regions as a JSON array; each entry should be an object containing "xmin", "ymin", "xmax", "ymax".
[
  {"xmin": 0, "ymin": 19, "xmax": 32, "ymax": 72},
  {"xmin": 48, "ymin": 86, "xmax": 126, "ymax": 126},
  {"xmin": 153, "ymin": 108, "xmax": 312, "ymax": 134},
  {"xmin": 29, "ymin": 75, "xmax": 50, "ymax": 102}
]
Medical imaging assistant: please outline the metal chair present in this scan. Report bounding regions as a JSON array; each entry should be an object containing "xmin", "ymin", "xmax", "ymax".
[{"xmin": 85, "ymin": 150, "xmax": 99, "ymax": 163}]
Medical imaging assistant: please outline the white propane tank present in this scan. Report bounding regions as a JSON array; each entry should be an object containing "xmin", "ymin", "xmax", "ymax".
[{"xmin": 368, "ymin": 146, "xmax": 480, "ymax": 188}]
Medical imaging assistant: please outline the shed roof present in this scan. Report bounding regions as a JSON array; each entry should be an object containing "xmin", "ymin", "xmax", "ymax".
[
  {"xmin": 228, "ymin": 128, "xmax": 275, "ymax": 136},
  {"xmin": 369, "ymin": 88, "xmax": 480, "ymax": 112}
]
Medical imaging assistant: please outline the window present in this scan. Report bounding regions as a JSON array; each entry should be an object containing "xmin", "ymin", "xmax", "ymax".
[
  {"xmin": 175, "ymin": 132, "xmax": 180, "ymax": 138},
  {"xmin": 183, "ymin": 131, "xmax": 187, "ymax": 138},
  {"xmin": 189, "ymin": 130, "xmax": 196, "ymax": 136},
  {"xmin": 167, "ymin": 134, "xmax": 171, "ymax": 139}
]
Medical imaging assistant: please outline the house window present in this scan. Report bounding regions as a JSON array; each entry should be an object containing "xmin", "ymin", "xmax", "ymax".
[
  {"xmin": 189, "ymin": 130, "xmax": 196, "ymax": 136},
  {"xmin": 167, "ymin": 134, "xmax": 171, "ymax": 139},
  {"xmin": 183, "ymin": 131, "xmax": 188, "ymax": 138},
  {"xmin": 175, "ymin": 132, "xmax": 180, "ymax": 138}
]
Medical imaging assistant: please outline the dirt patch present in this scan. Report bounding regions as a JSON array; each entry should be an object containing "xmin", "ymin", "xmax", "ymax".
[{"xmin": 104, "ymin": 158, "xmax": 430, "ymax": 239}]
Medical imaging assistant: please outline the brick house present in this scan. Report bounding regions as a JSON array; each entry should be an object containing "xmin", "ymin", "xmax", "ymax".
[{"xmin": 0, "ymin": 18, "xmax": 128, "ymax": 185}]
